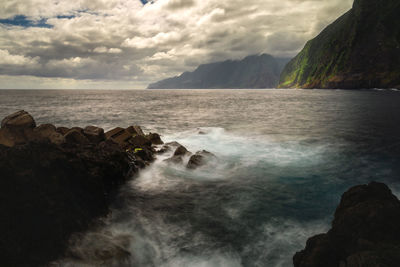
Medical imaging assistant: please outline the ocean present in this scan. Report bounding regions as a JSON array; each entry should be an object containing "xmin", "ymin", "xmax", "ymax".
[{"xmin": 1, "ymin": 89, "xmax": 400, "ymax": 266}]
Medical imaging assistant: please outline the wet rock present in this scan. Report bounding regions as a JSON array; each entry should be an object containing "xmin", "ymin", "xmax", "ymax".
[
  {"xmin": 64, "ymin": 129, "xmax": 90, "ymax": 145},
  {"xmin": 164, "ymin": 155, "xmax": 184, "ymax": 164},
  {"xmin": 187, "ymin": 150, "xmax": 216, "ymax": 169},
  {"xmin": 146, "ymin": 132, "xmax": 164, "ymax": 145},
  {"xmin": 83, "ymin": 126, "xmax": 105, "ymax": 143},
  {"xmin": 174, "ymin": 145, "xmax": 189, "ymax": 156},
  {"xmin": 1, "ymin": 110, "xmax": 36, "ymax": 130},
  {"xmin": 293, "ymin": 182, "xmax": 400, "ymax": 267},
  {"xmin": 165, "ymin": 141, "xmax": 182, "ymax": 147}
]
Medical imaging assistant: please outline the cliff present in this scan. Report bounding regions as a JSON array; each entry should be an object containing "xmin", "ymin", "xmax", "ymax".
[
  {"xmin": 294, "ymin": 182, "xmax": 400, "ymax": 267},
  {"xmin": 148, "ymin": 54, "xmax": 289, "ymax": 89},
  {"xmin": 279, "ymin": 0, "xmax": 400, "ymax": 89}
]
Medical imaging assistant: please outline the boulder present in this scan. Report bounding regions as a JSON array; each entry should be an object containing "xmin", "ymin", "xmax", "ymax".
[
  {"xmin": 56, "ymin": 127, "xmax": 70, "ymax": 135},
  {"xmin": 64, "ymin": 129, "xmax": 89, "ymax": 145},
  {"xmin": 0, "ymin": 110, "xmax": 36, "ymax": 146},
  {"xmin": 83, "ymin": 126, "xmax": 105, "ymax": 143},
  {"xmin": 187, "ymin": 150, "xmax": 216, "ymax": 169},
  {"xmin": 105, "ymin": 127, "xmax": 125, "ymax": 139},
  {"xmin": 33, "ymin": 124, "xmax": 65, "ymax": 145},
  {"xmin": 1, "ymin": 110, "xmax": 36, "ymax": 130},
  {"xmin": 174, "ymin": 145, "xmax": 189, "ymax": 156},
  {"xmin": 126, "ymin": 125, "xmax": 145, "ymax": 136},
  {"xmin": 129, "ymin": 135, "xmax": 152, "ymax": 148},
  {"xmin": 146, "ymin": 133, "xmax": 164, "ymax": 145},
  {"xmin": 293, "ymin": 182, "xmax": 400, "ymax": 267}
]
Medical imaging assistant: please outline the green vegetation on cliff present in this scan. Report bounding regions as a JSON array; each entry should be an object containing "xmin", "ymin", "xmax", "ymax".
[{"xmin": 279, "ymin": 0, "xmax": 400, "ymax": 89}]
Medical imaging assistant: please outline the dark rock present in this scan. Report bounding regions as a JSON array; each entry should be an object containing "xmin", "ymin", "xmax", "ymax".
[
  {"xmin": 293, "ymin": 181, "xmax": 400, "ymax": 267},
  {"xmin": 83, "ymin": 126, "xmax": 105, "ymax": 143},
  {"xmin": 129, "ymin": 135, "xmax": 151, "ymax": 148},
  {"xmin": 69, "ymin": 127, "xmax": 84, "ymax": 134},
  {"xmin": 174, "ymin": 145, "xmax": 189, "ymax": 156},
  {"xmin": 105, "ymin": 127, "xmax": 125, "ymax": 139},
  {"xmin": 33, "ymin": 124, "xmax": 65, "ymax": 145},
  {"xmin": 132, "ymin": 147, "xmax": 154, "ymax": 162},
  {"xmin": 56, "ymin": 127, "xmax": 70, "ymax": 135},
  {"xmin": 64, "ymin": 129, "xmax": 90, "ymax": 145},
  {"xmin": 187, "ymin": 150, "xmax": 216, "ymax": 169},
  {"xmin": 126, "ymin": 125, "xmax": 145, "ymax": 136},
  {"xmin": 0, "ymin": 140, "xmax": 134, "ymax": 267},
  {"xmin": 0, "ymin": 110, "xmax": 37, "ymax": 147},
  {"xmin": 1, "ymin": 110, "xmax": 36, "ymax": 129},
  {"xmin": 0, "ymin": 111, "xmax": 164, "ymax": 266},
  {"xmin": 146, "ymin": 132, "xmax": 164, "ymax": 145}
]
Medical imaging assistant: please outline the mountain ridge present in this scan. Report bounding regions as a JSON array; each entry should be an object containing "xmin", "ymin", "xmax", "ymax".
[{"xmin": 148, "ymin": 54, "xmax": 290, "ymax": 89}]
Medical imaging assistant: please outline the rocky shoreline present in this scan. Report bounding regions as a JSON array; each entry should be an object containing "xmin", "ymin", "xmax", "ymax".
[
  {"xmin": 2, "ymin": 111, "xmax": 400, "ymax": 267},
  {"xmin": 0, "ymin": 110, "xmax": 165, "ymax": 266},
  {"xmin": 0, "ymin": 110, "xmax": 217, "ymax": 266}
]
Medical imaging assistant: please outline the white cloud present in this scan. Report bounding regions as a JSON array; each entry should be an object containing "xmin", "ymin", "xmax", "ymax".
[{"xmin": 0, "ymin": 0, "xmax": 353, "ymax": 88}]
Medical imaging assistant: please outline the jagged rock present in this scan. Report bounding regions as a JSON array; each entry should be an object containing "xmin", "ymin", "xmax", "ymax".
[
  {"xmin": 293, "ymin": 182, "xmax": 400, "ymax": 267},
  {"xmin": 83, "ymin": 126, "xmax": 105, "ymax": 143},
  {"xmin": 0, "ymin": 140, "xmax": 134, "ymax": 267},
  {"xmin": 126, "ymin": 125, "xmax": 145, "ymax": 136},
  {"xmin": 1, "ymin": 110, "xmax": 36, "ymax": 130},
  {"xmin": 0, "ymin": 111, "xmax": 165, "ymax": 267},
  {"xmin": 56, "ymin": 127, "xmax": 70, "ymax": 135},
  {"xmin": 187, "ymin": 150, "xmax": 216, "ymax": 169},
  {"xmin": 33, "ymin": 124, "xmax": 65, "ymax": 145},
  {"xmin": 105, "ymin": 127, "xmax": 125, "ymax": 140},
  {"xmin": 146, "ymin": 133, "xmax": 164, "ymax": 145},
  {"xmin": 174, "ymin": 145, "xmax": 189, "ymax": 156},
  {"xmin": 64, "ymin": 129, "xmax": 90, "ymax": 145}
]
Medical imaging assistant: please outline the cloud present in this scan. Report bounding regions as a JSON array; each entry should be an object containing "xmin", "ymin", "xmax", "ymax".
[{"xmin": 0, "ymin": 0, "xmax": 353, "ymax": 88}]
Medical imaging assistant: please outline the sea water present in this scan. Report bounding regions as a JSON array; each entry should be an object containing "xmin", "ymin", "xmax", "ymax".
[{"xmin": 1, "ymin": 89, "xmax": 400, "ymax": 266}]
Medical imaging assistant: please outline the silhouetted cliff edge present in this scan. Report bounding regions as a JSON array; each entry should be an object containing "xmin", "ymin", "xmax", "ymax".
[{"xmin": 294, "ymin": 182, "xmax": 400, "ymax": 267}]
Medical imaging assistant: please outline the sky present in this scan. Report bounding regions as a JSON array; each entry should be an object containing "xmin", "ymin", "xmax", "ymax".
[{"xmin": 0, "ymin": 0, "xmax": 352, "ymax": 89}]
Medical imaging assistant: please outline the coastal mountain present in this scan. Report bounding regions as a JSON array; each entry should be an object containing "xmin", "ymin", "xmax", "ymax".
[
  {"xmin": 279, "ymin": 0, "xmax": 400, "ymax": 89},
  {"xmin": 148, "ymin": 54, "xmax": 290, "ymax": 89}
]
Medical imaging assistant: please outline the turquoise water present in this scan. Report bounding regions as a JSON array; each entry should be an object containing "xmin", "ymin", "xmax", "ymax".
[{"xmin": 1, "ymin": 89, "xmax": 400, "ymax": 266}]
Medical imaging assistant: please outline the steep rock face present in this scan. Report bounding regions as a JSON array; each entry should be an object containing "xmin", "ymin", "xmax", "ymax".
[
  {"xmin": 148, "ymin": 54, "xmax": 290, "ymax": 89},
  {"xmin": 294, "ymin": 182, "xmax": 400, "ymax": 267},
  {"xmin": 279, "ymin": 0, "xmax": 400, "ymax": 89}
]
